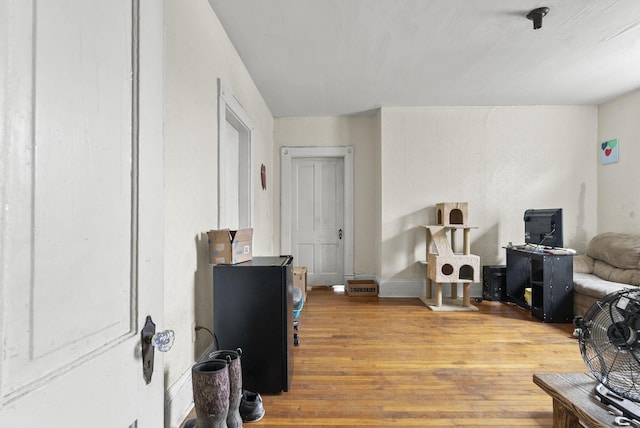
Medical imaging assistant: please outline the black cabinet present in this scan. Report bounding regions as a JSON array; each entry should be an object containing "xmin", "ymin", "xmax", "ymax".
[
  {"xmin": 483, "ymin": 265, "xmax": 506, "ymax": 301},
  {"xmin": 213, "ymin": 256, "xmax": 294, "ymax": 393},
  {"xmin": 505, "ymin": 248, "xmax": 573, "ymax": 322}
]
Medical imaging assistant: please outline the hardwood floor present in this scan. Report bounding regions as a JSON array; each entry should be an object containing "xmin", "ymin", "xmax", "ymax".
[{"xmin": 181, "ymin": 286, "xmax": 589, "ymax": 427}]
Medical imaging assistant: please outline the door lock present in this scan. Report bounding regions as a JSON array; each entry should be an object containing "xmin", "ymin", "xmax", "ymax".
[{"xmin": 338, "ymin": 228, "xmax": 343, "ymax": 240}]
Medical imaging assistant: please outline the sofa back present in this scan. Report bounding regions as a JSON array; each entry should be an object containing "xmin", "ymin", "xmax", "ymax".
[
  {"xmin": 587, "ymin": 232, "xmax": 640, "ymax": 270},
  {"xmin": 585, "ymin": 233, "xmax": 640, "ymax": 286}
]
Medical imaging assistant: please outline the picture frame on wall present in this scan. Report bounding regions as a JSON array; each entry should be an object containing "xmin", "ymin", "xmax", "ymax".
[{"xmin": 601, "ymin": 138, "xmax": 619, "ymax": 164}]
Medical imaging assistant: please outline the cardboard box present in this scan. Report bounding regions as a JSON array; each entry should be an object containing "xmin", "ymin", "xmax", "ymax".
[
  {"xmin": 293, "ymin": 266, "xmax": 307, "ymax": 301},
  {"xmin": 346, "ymin": 279, "xmax": 378, "ymax": 297},
  {"xmin": 207, "ymin": 228, "xmax": 253, "ymax": 264}
]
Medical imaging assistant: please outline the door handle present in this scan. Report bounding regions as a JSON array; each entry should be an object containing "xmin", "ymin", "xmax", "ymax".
[
  {"xmin": 338, "ymin": 229, "xmax": 343, "ymax": 240},
  {"xmin": 141, "ymin": 315, "xmax": 175, "ymax": 384}
]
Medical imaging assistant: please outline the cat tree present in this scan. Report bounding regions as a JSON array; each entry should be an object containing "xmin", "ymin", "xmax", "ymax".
[{"xmin": 419, "ymin": 202, "xmax": 480, "ymax": 311}]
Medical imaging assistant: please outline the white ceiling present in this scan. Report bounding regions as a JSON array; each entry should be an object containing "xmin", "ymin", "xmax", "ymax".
[{"xmin": 208, "ymin": 0, "xmax": 640, "ymax": 117}]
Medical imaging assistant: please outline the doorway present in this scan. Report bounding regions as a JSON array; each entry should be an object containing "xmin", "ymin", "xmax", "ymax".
[
  {"xmin": 281, "ymin": 146, "xmax": 354, "ymax": 285},
  {"xmin": 218, "ymin": 79, "xmax": 253, "ymax": 229}
]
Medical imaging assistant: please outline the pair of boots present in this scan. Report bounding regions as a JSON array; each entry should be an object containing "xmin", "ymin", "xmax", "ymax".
[{"xmin": 185, "ymin": 349, "xmax": 243, "ymax": 428}]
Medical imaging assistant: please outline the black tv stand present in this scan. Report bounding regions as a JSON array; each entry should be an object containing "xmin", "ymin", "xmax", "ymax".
[{"xmin": 505, "ymin": 247, "xmax": 573, "ymax": 322}]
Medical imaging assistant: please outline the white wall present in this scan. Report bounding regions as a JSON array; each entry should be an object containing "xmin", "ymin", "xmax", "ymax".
[
  {"xmin": 379, "ymin": 106, "xmax": 598, "ymax": 296},
  {"xmin": 374, "ymin": 111, "xmax": 383, "ymax": 280},
  {"xmin": 274, "ymin": 107, "xmax": 599, "ymax": 297},
  {"xmin": 274, "ymin": 117, "xmax": 379, "ymax": 277},
  {"xmin": 164, "ymin": 0, "xmax": 275, "ymax": 424},
  {"xmin": 597, "ymin": 88, "xmax": 640, "ymax": 233}
]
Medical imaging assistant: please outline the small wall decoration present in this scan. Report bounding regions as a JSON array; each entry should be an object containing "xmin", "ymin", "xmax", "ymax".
[
  {"xmin": 260, "ymin": 164, "xmax": 266, "ymax": 190},
  {"xmin": 601, "ymin": 138, "xmax": 619, "ymax": 164}
]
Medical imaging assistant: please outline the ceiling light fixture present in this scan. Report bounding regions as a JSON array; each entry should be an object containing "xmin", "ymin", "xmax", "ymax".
[{"xmin": 527, "ymin": 7, "xmax": 549, "ymax": 30}]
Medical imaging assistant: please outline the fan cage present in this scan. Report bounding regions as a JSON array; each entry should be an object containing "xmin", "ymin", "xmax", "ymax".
[{"xmin": 579, "ymin": 289, "xmax": 640, "ymax": 403}]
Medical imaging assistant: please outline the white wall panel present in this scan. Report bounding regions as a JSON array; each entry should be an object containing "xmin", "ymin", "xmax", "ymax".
[
  {"xmin": 163, "ymin": 1, "xmax": 275, "ymax": 423},
  {"xmin": 274, "ymin": 117, "xmax": 378, "ymax": 276},
  {"xmin": 597, "ymin": 89, "xmax": 640, "ymax": 234},
  {"xmin": 380, "ymin": 106, "xmax": 598, "ymax": 283}
]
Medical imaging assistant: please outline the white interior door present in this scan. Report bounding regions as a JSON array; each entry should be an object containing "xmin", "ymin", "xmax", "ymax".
[
  {"xmin": 280, "ymin": 146, "xmax": 354, "ymax": 284},
  {"xmin": 292, "ymin": 158, "xmax": 344, "ymax": 285},
  {"xmin": 0, "ymin": 1, "xmax": 164, "ymax": 426}
]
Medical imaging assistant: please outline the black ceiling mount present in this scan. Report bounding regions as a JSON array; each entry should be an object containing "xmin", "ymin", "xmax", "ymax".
[{"xmin": 527, "ymin": 7, "xmax": 549, "ymax": 30}]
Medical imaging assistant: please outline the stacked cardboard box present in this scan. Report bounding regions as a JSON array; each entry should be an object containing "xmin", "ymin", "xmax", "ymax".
[{"xmin": 293, "ymin": 266, "xmax": 307, "ymax": 301}]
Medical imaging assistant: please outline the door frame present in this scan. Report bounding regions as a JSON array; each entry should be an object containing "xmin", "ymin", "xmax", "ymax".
[
  {"xmin": 218, "ymin": 79, "xmax": 254, "ymax": 229},
  {"xmin": 280, "ymin": 146, "xmax": 354, "ymax": 283}
]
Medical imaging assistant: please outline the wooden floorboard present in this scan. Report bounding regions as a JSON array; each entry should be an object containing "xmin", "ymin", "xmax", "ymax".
[{"xmin": 181, "ymin": 286, "xmax": 589, "ymax": 427}]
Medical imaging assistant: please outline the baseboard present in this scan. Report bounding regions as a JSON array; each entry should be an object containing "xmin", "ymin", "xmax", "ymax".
[
  {"xmin": 165, "ymin": 344, "xmax": 216, "ymax": 428},
  {"xmin": 377, "ymin": 279, "xmax": 425, "ymax": 297},
  {"xmin": 165, "ymin": 364, "xmax": 193, "ymax": 428}
]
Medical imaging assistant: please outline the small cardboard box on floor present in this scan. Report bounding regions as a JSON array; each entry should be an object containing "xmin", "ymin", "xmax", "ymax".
[
  {"xmin": 346, "ymin": 279, "xmax": 378, "ymax": 296},
  {"xmin": 293, "ymin": 266, "xmax": 307, "ymax": 301},
  {"xmin": 207, "ymin": 228, "xmax": 253, "ymax": 264}
]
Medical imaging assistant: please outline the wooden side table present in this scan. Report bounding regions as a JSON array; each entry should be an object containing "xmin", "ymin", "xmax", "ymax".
[{"xmin": 533, "ymin": 373, "xmax": 614, "ymax": 428}]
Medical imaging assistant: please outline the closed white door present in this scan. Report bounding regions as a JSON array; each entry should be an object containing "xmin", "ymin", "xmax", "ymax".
[
  {"xmin": 292, "ymin": 157, "xmax": 344, "ymax": 285},
  {"xmin": 0, "ymin": 1, "xmax": 164, "ymax": 426}
]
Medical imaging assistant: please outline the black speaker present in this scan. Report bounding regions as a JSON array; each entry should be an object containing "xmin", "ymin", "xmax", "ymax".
[{"xmin": 483, "ymin": 265, "xmax": 506, "ymax": 301}]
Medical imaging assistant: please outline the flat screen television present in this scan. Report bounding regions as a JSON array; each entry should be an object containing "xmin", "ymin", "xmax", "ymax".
[{"xmin": 524, "ymin": 208, "xmax": 563, "ymax": 248}]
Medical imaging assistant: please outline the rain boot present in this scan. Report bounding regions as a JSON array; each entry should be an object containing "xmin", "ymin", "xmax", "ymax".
[
  {"xmin": 208, "ymin": 349, "xmax": 243, "ymax": 428},
  {"xmin": 184, "ymin": 359, "xmax": 230, "ymax": 428}
]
